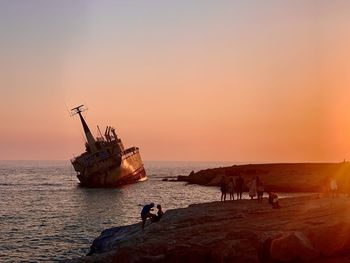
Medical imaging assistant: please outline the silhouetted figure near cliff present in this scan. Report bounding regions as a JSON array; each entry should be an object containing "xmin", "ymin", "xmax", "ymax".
[
  {"xmin": 220, "ymin": 177, "xmax": 227, "ymax": 202},
  {"xmin": 152, "ymin": 204, "xmax": 164, "ymax": 223},
  {"xmin": 248, "ymin": 178, "xmax": 257, "ymax": 200},
  {"xmin": 330, "ymin": 176, "xmax": 338, "ymax": 199},
  {"xmin": 235, "ymin": 174, "xmax": 244, "ymax": 200},
  {"xmin": 141, "ymin": 203, "xmax": 155, "ymax": 230},
  {"xmin": 268, "ymin": 192, "xmax": 280, "ymax": 209},
  {"xmin": 228, "ymin": 178, "xmax": 235, "ymax": 200},
  {"xmin": 257, "ymin": 176, "xmax": 264, "ymax": 203}
]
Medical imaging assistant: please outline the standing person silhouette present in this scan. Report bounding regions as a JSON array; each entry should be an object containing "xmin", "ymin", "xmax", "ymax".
[
  {"xmin": 248, "ymin": 178, "xmax": 257, "ymax": 200},
  {"xmin": 228, "ymin": 178, "xmax": 235, "ymax": 200},
  {"xmin": 235, "ymin": 174, "xmax": 244, "ymax": 200},
  {"xmin": 330, "ymin": 176, "xmax": 338, "ymax": 199},
  {"xmin": 220, "ymin": 177, "xmax": 228, "ymax": 202},
  {"xmin": 256, "ymin": 176, "xmax": 264, "ymax": 203}
]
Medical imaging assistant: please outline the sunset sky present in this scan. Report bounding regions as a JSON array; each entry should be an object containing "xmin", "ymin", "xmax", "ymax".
[{"xmin": 1, "ymin": 1, "xmax": 350, "ymax": 162}]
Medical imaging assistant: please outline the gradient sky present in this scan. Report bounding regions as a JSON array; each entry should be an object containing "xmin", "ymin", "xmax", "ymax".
[{"xmin": 1, "ymin": 0, "xmax": 350, "ymax": 162}]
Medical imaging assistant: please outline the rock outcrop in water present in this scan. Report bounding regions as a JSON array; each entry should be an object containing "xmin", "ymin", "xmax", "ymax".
[
  {"xmin": 177, "ymin": 162, "xmax": 350, "ymax": 193},
  {"xmin": 70, "ymin": 195, "xmax": 350, "ymax": 262}
]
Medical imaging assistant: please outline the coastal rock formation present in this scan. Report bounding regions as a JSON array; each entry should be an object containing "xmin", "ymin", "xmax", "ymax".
[
  {"xmin": 269, "ymin": 232, "xmax": 318, "ymax": 261},
  {"xmin": 177, "ymin": 162, "xmax": 350, "ymax": 193},
  {"xmin": 70, "ymin": 195, "xmax": 350, "ymax": 262}
]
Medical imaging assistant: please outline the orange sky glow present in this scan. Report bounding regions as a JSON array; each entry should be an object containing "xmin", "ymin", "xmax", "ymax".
[{"xmin": 1, "ymin": 1, "xmax": 350, "ymax": 162}]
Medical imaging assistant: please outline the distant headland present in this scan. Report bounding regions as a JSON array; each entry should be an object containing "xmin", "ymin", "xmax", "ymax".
[{"xmin": 177, "ymin": 162, "xmax": 350, "ymax": 193}]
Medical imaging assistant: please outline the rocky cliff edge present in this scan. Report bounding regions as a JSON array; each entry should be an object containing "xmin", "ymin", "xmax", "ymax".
[{"xmin": 69, "ymin": 195, "xmax": 350, "ymax": 263}]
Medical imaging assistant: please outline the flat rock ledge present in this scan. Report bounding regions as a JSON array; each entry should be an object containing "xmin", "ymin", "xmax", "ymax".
[{"xmin": 69, "ymin": 195, "xmax": 350, "ymax": 263}]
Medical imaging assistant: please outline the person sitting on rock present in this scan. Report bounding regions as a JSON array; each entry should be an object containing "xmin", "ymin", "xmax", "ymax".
[
  {"xmin": 268, "ymin": 192, "xmax": 280, "ymax": 209},
  {"xmin": 152, "ymin": 204, "xmax": 164, "ymax": 223},
  {"xmin": 141, "ymin": 202, "xmax": 155, "ymax": 230}
]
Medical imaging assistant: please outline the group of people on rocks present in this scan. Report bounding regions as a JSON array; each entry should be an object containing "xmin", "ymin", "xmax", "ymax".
[
  {"xmin": 220, "ymin": 174, "xmax": 244, "ymax": 201},
  {"xmin": 220, "ymin": 175, "xmax": 281, "ymax": 208},
  {"xmin": 139, "ymin": 172, "xmax": 343, "ymax": 230},
  {"xmin": 140, "ymin": 174, "xmax": 342, "ymax": 229},
  {"xmin": 248, "ymin": 176, "xmax": 264, "ymax": 203},
  {"xmin": 140, "ymin": 203, "xmax": 164, "ymax": 230},
  {"xmin": 220, "ymin": 175, "xmax": 264, "ymax": 201}
]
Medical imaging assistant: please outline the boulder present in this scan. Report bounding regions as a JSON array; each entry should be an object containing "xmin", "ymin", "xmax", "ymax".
[
  {"xmin": 270, "ymin": 231, "xmax": 318, "ymax": 262},
  {"xmin": 308, "ymin": 223, "xmax": 350, "ymax": 257}
]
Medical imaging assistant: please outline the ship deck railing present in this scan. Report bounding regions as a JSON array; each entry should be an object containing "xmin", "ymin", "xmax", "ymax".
[
  {"xmin": 123, "ymin": 147, "xmax": 139, "ymax": 159},
  {"xmin": 72, "ymin": 151, "xmax": 121, "ymax": 165}
]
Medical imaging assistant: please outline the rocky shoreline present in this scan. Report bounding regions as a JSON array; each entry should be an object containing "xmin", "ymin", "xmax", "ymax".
[
  {"xmin": 177, "ymin": 162, "xmax": 350, "ymax": 193},
  {"xmin": 70, "ymin": 195, "xmax": 350, "ymax": 263}
]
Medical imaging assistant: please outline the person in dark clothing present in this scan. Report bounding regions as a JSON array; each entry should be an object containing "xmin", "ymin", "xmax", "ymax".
[
  {"xmin": 228, "ymin": 178, "xmax": 235, "ymax": 201},
  {"xmin": 235, "ymin": 174, "xmax": 244, "ymax": 200},
  {"xmin": 152, "ymin": 204, "xmax": 164, "ymax": 222},
  {"xmin": 220, "ymin": 177, "xmax": 228, "ymax": 202},
  {"xmin": 256, "ymin": 176, "xmax": 264, "ymax": 203},
  {"xmin": 268, "ymin": 192, "xmax": 280, "ymax": 209},
  {"xmin": 141, "ymin": 202, "xmax": 155, "ymax": 230}
]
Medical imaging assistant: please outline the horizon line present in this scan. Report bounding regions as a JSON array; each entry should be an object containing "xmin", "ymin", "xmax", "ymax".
[{"xmin": 0, "ymin": 159, "xmax": 348, "ymax": 164}]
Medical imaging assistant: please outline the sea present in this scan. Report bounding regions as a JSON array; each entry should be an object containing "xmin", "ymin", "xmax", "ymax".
[{"xmin": 0, "ymin": 160, "xmax": 304, "ymax": 262}]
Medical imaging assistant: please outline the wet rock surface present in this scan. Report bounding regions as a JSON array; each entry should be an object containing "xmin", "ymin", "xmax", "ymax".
[{"xmin": 69, "ymin": 195, "xmax": 350, "ymax": 262}]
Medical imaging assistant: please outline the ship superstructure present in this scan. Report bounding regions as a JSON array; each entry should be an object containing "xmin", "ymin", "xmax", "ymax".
[{"xmin": 70, "ymin": 105, "xmax": 146, "ymax": 187}]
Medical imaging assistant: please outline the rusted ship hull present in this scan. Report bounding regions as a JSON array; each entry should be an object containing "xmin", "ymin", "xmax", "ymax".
[
  {"xmin": 76, "ymin": 151, "xmax": 146, "ymax": 187},
  {"xmin": 70, "ymin": 105, "xmax": 146, "ymax": 188}
]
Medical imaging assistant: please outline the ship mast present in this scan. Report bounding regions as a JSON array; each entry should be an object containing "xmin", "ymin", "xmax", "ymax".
[{"xmin": 71, "ymin": 105, "xmax": 97, "ymax": 153}]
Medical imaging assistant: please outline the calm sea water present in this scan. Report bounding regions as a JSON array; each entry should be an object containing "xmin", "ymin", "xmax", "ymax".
[{"xmin": 0, "ymin": 160, "xmax": 238, "ymax": 262}]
